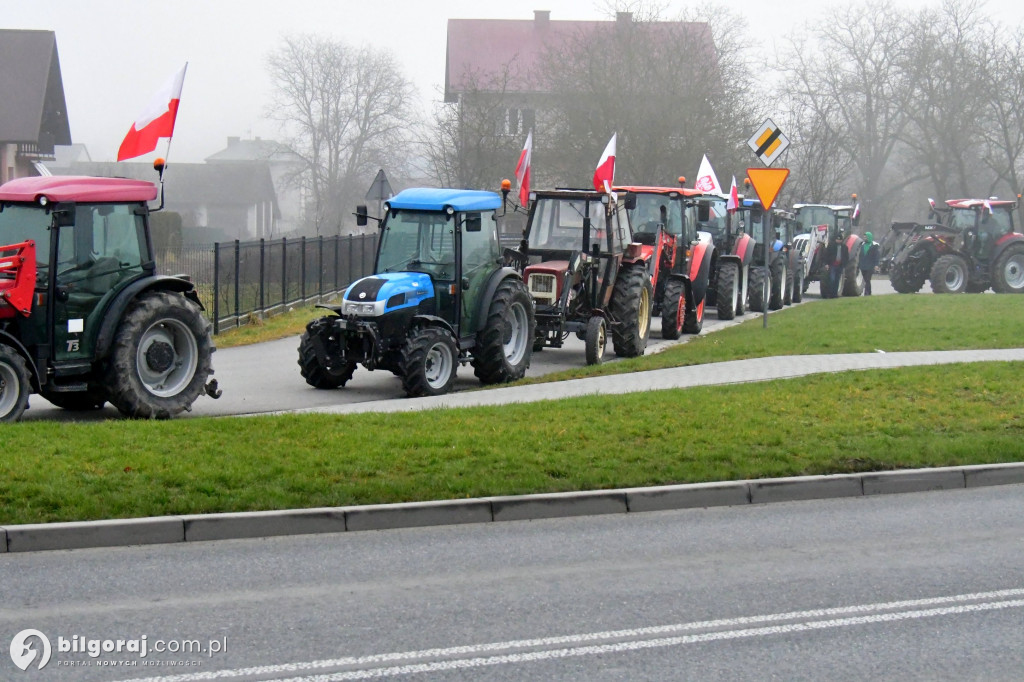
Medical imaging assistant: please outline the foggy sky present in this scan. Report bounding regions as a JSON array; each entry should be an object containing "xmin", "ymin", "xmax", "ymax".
[{"xmin": 3, "ymin": 0, "xmax": 1022, "ymax": 164}]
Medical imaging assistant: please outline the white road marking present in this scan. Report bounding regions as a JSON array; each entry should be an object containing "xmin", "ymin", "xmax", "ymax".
[{"xmin": 118, "ymin": 588, "xmax": 1024, "ymax": 682}]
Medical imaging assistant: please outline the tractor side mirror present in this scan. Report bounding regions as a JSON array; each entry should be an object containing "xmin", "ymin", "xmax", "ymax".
[
  {"xmin": 355, "ymin": 205, "xmax": 368, "ymax": 227},
  {"xmin": 623, "ymin": 193, "xmax": 636, "ymax": 211},
  {"xmin": 465, "ymin": 213, "xmax": 482, "ymax": 232},
  {"xmin": 697, "ymin": 204, "xmax": 710, "ymax": 223},
  {"xmin": 51, "ymin": 204, "xmax": 75, "ymax": 228}
]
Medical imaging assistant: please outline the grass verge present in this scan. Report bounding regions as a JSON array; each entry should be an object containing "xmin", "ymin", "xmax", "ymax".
[{"xmin": 2, "ymin": 362, "xmax": 1022, "ymax": 525}]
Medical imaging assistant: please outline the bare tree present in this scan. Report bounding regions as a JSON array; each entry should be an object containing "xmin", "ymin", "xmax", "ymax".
[
  {"xmin": 782, "ymin": 2, "xmax": 923, "ymax": 229},
  {"xmin": 266, "ymin": 35, "xmax": 418, "ymax": 235},
  {"xmin": 978, "ymin": 28, "xmax": 1024, "ymax": 201}
]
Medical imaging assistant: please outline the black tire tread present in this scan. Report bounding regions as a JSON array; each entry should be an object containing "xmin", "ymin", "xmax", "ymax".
[{"xmin": 472, "ymin": 277, "xmax": 535, "ymax": 384}]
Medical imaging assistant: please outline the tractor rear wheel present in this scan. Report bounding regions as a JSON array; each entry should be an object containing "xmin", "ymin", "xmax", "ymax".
[
  {"xmin": 611, "ymin": 265, "xmax": 652, "ymax": 357},
  {"xmin": 661, "ymin": 278, "xmax": 686, "ymax": 339},
  {"xmin": 843, "ymin": 243, "xmax": 864, "ymax": 296},
  {"xmin": 792, "ymin": 266, "xmax": 803, "ymax": 303},
  {"xmin": 735, "ymin": 265, "xmax": 748, "ymax": 316},
  {"xmin": 298, "ymin": 329, "xmax": 356, "ymax": 388},
  {"xmin": 104, "ymin": 291, "xmax": 215, "ymax": 419},
  {"xmin": 783, "ymin": 261, "xmax": 794, "ymax": 305},
  {"xmin": 930, "ymin": 254, "xmax": 969, "ymax": 294},
  {"xmin": 0, "ymin": 343, "xmax": 30, "ymax": 423},
  {"xmin": 682, "ymin": 288, "xmax": 704, "ymax": 335},
  {"xmin": 992, "ymin": 244, "xmax": 1024, "ymax": 293},
  {"xmin": 748, "ymin": 266, "xmax": 766, "ymax": 312},
  {"xmin": 716, "ymin": 261, "xmax": 738, "ymax": 320},
  {"xmin": 400, "ymin": 326, "xmax": 458, "ymax": 397},
  {"xmin": 472, "ymin": 277, "xmax": 535, "ymax": 383},
  {"xmin": 769, "ymin": 258, "xmax": 786, "ymax": 310},
  {"xmin": 585, "ymin": 316, "xmax": 607, "ymax": 365}
]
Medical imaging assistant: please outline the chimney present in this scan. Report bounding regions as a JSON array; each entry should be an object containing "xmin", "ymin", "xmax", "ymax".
[
  {"xmin": 534, "ymin": 10, "xmax": 550, "ymax": 25},
  {"xmin": 227, "ymin": 136, "xmax": 241, "ymax": 147},
  {"xmin": 616, "ymin": 11, "xmax": 632, "ymax": 24}
]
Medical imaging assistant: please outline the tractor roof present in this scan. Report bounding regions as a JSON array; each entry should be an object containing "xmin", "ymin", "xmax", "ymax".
[
  {"xmin": 0, "ymin": 175, "xmax": 158, "ymax": 203},
  {"xmin": 792, "ymin": 203, "xmax": 854, "ymax": 212},
  {"xmin": 613, "ymin": 185, "xmax": 702, "ymax": 197},
  {"xmin": 945, "ymin": 198, "xmax": 1017, "ymax": 210},
  {"xmin": 387, "ymin": 188, "xmax": 501, "ymax": 212}
]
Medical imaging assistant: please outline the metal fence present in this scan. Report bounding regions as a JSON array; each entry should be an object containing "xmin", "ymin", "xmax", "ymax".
[{"xmin": 156, "ymin": 234, "xmax": 378, "ymax": 334}]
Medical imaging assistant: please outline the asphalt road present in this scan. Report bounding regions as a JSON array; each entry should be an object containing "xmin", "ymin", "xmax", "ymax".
[{"xmin": 2, "ymin": 484, "xmax": 1022, "ymax": 680}]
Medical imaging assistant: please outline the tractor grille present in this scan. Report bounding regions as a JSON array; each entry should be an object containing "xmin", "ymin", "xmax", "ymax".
[{"xmin": 528, "ymin": 273, "xmax": 557, "ymax": 304}]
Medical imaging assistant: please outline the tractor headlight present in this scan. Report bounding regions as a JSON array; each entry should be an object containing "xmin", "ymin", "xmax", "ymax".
[{"xmin": 343, "ymin": 301, "xmax": 378, "ymax": 316}]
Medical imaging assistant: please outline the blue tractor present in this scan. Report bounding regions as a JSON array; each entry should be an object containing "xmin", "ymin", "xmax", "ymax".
[{"xmin": 298, "ymin": 188, "xmax": 535, "ymax": 397}]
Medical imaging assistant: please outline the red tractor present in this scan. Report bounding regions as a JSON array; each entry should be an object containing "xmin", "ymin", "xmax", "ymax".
[
  {"xmin": 615, "ymin": 185, "xmax": 715, "ymax": 338},
  {"xmin": 687, "ymin": 191, "xmax": 757, "ymax": 320},
  {"xmin": 925, "ymin": 198, "xmax": 1024, "ymax": 293},
  {"xmin": 792, "ymin": 202, "xmax": 864, "ymax": 298},
  {"xmin": 0, "ymin": 165, "xmax": 219, "ymax": 422},
  {"xmin": 517, "ymin": 188, "xmax": 652, "ymax": 365}
]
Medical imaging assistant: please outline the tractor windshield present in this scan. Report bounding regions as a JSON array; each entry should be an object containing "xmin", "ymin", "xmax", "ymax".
[
  {"xmin": 795, "ymin": 206, "xmax": 835, "ymax": 233},
  {"xmin": 377, "ymin": 210, "xmax": 455, "ymax": 279},
  {"xmin": 948, "ymin": 209, "xmax": 976, "ymax": 231},
  {"xmin": 0, "ymin": 204, "xmax": 50, "ymax": 271},
  {"xmin": 738, "ymin": 207, "xmax": 767, "ymax": 241},
  {"xmin": 629, "ymin": 194, "xmax": 684, "ymax": 237},
  {"xmin": 528, "ymin": 197, "xmax": 603, "ymax": 251},
  {"xmin": 694, "ymin": 197, "xmax": 728, "ymax": 242}
]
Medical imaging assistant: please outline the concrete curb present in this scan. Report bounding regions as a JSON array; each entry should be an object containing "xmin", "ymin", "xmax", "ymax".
[{"xmin": 2, "ymin": 463, "xmax": 1023, "ymax": 553}]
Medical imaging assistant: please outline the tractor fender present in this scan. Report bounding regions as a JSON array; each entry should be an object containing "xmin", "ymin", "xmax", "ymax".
[
  {"xmin": 0, "ymin": 329, "xmax": 43, "ymax": 392},
  {"xmin": 473, "ymin": 267, "xmax": 523, "ymax": 334},
  {"xmin": 992, "ymin": 233, "xmax": 1024, "ymax": 263},
  {"xmin": 688, "ymin": 234, "xmax": 714, "ymax": 305},
  {"xmin": 732, "ymin": 233, "xmax": 755, "ymax": 265},
  {"xmin": 94, "ymin": 275, "xmax": 200, "ymax": 359},
  {"xmin": 410, "ymin": 314, "xmax": 457, "ymax": 338}
]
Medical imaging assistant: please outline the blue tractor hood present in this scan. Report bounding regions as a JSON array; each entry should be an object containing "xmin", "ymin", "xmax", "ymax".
[{"xmin": 344, "ymin": 272, "xmax": 434, "ymax": 313}]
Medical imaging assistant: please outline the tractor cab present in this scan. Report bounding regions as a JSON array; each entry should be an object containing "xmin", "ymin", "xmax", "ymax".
[{"xmin": 943, "ymin": 199, "xmax": 1017, "ymax": 263}]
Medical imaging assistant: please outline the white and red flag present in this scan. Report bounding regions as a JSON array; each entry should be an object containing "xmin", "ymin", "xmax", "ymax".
[
  {"xmin": 694, "ymin": 154, "xmax": 722, "ymax": 194},
  {"xmin": 514, "ymin": 130, "xmax": 532, "ymax": 206},
  {"xmin": 727, "ymin": 175, "xmax": 739, "ymax": 213},
  {"xmin": 593, "ymin": 133, "xmax": 617, "ymax": 193},
  {"xmin": 117, "ymin": 63, "xmax": 188, "ymax": 161}
]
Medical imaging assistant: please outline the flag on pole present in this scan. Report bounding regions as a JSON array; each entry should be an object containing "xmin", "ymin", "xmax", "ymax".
[
  {"xmin": 984, "ymin": 199, "xmax": 993, "ymax": 215},
  {"xmin": 852, "ymin": 202, "xmax": 861, "ymax": 221},
  {"xmin": 117, "ymin": 63, "xmax": 188, "ymax": 161},
  {"xmin": 727, "ymin": 176, "xmax": 739, "ymax": 213},
  {"xmin": 514, "ymin": 130, "xmax": 532, "ymax": 206},
  {"xmin": 694, "ymin": 154, "xmax": 722, "ymax": 194},
  {"xmin": 593, "ymin": 133, "xmax": 616, "ymax": 193}
]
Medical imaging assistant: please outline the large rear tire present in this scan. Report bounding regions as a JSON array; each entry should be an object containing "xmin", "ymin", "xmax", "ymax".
[
  {"xmin": 104, "ymin": 291, "xmax": 215, "ymax": 419},
  {"xmin": 930, "ymin": 254, "xmax": 969, "ymax": 294},
  {"xmin": 0, "ymin": 343, "xmax": 31, "ymax": 423},
  {"xmin": 610, "ymin": 265, "xmax": 652, "ymax": 357},
  {"xmin": 992, "ymin": 244, "xmax": 1024, "ymax": 293},
  {"xmin": 792, "ymin": 266, "xmax": 803, "ymax": 303},
  {"xmin": 400, "ymin": 326, "xmax": 458, "ymax": 397},
  {"xmin": 472, "ymin": 277, "xmax": 535, "ymax": 383},
  {"xmin": 748, "ymin": 266, "xmax": 766, "ymax": 312},
  {"xmin": 716, "ymin": 261, "xmax": 738, "ymax": 320},
  {"xmin": 661, "ymin": 278, "xmax": 686, "ymax": 339},
  {"xmin": 843, "ymin": 240, "xmax": 864, "ymax": 296},
  {"xmin": 298, "ymin": 327, "xmax": 356, "ymax": 389}
]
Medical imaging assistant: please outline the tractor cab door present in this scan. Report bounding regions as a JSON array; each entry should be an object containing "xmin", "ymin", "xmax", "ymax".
[
  {"xmin": 974, "ymin": 208, "xmax": 1012, "ymax": 261},
  {"xmin": 53, "ymin": 203, "xmax": 146, "ymax": 361},
  {"xmin": 458, "ymin": 210, "xmax": 500, "ymax": 335}
]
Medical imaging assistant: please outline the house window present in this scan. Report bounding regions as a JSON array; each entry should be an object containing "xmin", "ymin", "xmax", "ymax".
[{"xmin": 493, "ymin": 108, "xmax": 535, "ymax": 137}]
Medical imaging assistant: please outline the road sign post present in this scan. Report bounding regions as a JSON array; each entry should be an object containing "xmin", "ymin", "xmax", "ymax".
[{"xmin": 746, "ymin": 167, "xmax": 791, "ymax": 329}]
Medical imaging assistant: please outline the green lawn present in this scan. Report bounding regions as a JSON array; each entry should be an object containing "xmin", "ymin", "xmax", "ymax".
[{"xmin": 2, "ymin": 294, "xmax": 1022, "ymax": 526}]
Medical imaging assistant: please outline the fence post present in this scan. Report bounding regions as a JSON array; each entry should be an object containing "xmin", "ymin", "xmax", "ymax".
[
  {"xmin": 213, "ymin": 242, "xmax": 220, "ymax": 335},
  {"xmin": 281, "ymin": 237, "xmax": 288, "ymax": 306},
  {"xmin": 259, "ymin": 238, "xmax": 266, "ymax": 315},
  {"xmin": 318, "ymin": 235, "xmax": 324, "ymax": 300},
  {"xmin": 233, "ymin": 239, "xmax": 241, "ymax": 322},
  {"xmin": 300, "ymin": 236, "xmax": 307, "ymax": 303},
  {"xmin": 348, "ymin": 235, "xmax": 354, "ymax": 288},
  {"xmin": 334, "ymin": 236, "xmax": 340, "ymax": 294}
]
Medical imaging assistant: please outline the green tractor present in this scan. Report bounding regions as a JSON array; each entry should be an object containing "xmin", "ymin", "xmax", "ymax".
[
  {"xmin": 0, "ymin": 166, "xmax": 219, "ymax": 422},
  {"xmin": 299, "ymin": 188, "xmax": 535, "ymax": 396}
]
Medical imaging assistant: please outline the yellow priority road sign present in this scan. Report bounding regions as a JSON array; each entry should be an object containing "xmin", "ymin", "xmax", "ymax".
[
  {"xmin": 747, "ymin": 118, "xmax": 790, "ymax": 166},
  {"xmin": 746, "ymin": 167, "xmax": 790, "ymax": 209}
]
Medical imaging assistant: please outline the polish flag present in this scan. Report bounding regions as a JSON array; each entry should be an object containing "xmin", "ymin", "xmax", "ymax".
[
  {"xmin": 515, "ymin": 130, "xmax": 532, "ymax": 206},
  {"xmin": 593, "ymin": 133, "xmax": 616, "ymax": 193},
  {"xmin": 727, "ymin": 176, "xmax": 739, "ymax": 213},
  {"xmin": 117, "ymin": 64, "xmax": 188, "ymax": 161},
  {"xmin": 694, "ymin": 154, "xmax": 722, "ymax": 194}
]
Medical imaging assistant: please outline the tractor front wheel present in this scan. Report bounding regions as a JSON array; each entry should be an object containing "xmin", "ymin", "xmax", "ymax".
[
  {"xmin": 930, "ymin": 254, "xmax": 969, "ymax": 294},
  {"xmin": 992, "ymin": 244, "xmax": 1024, "ymax": 293},
  {"xmin": 298, "ymin": 327, "xmax": 357, "ymax": 389},
  {"xmin": 716, "ymin": 261, "xmax": 738, "ymax": 320},
  {"xmin": 748, "ymin": 266, "xmax": 766, "ymax": 312},
  {"xmin": 0, "ymin": 343, "xmax": 31, "ymax": 423},
  {"xmin": 585, "ymin": 316, "xmax": 607, "ymax": 365},
  {"xmin": 610, "ymin": 265, "xmax": 652, "ymax": 357},
  {"xmin": 661, "ymin": 278, "xmax": 686, "ymax": 339},
  {"xmin": 472, "ymin": 277, "xmax": 535, "ymax": 384},
  {"xmin": 104, "ymin": 291, "xmax": 215, "ymax": 419},
  {"xmin": 401, "ymin": 326, "xmax": 458, "ymax": 397},
  {"xmin": 769, "ymin": 258, "xmax": 787, "ymax": 310}
]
